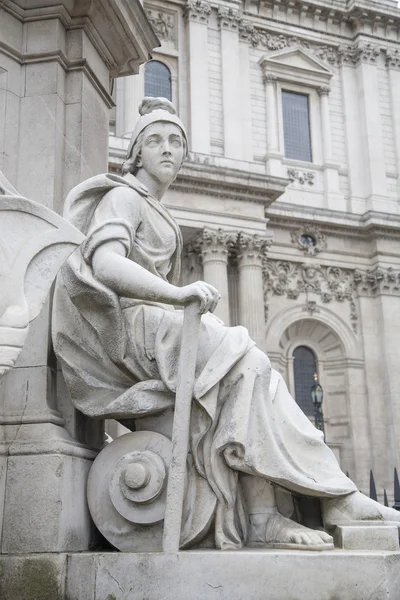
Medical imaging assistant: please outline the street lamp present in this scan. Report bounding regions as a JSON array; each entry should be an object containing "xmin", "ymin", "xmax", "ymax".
[{"xmin": 311, "ymin": 372, "xmax": 325, "ymax": 434}]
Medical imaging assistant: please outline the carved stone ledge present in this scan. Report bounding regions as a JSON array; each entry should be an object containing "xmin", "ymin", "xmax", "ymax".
[
  {"xmin": 290, "ymin": 224, "xmax": 327, "ymax": 256},
  {"xmin": 184, "ymin": 0, "xmax": 211, "ymax": 23},
  {"xmin": 287, "ymin": 169, "xmax": 315, "ymax": 186}
]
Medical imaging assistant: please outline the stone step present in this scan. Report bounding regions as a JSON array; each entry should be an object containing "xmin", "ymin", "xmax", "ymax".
[{"xmin": 2, "ymin": 550, "xmax": 400, "ymax": 600}]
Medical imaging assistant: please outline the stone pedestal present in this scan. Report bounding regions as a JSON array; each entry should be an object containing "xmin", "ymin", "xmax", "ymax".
[
  {"xmin": 0, "ymin": 0, "xmax": 157, "ymax": 554},
  {"xmin": 2, "ymin": 550, "xmax": 400, "ymax": 600}
]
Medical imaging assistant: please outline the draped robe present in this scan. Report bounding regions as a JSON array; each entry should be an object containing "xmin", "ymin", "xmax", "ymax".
[{"xmin": 52, "ymin": 173, "xmax": 356, "ymax": 549}]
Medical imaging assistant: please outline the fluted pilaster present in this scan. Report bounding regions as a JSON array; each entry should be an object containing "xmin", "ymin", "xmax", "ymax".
[
  {"xmin": 196, "ymin": 228, "xmax": 236, "ymax": 324},
  {"xmin": 237, "ymin": 233, "xmax": 271, "ymax": 346}
]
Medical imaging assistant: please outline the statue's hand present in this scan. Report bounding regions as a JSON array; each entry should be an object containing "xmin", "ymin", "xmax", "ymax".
[{"xmin": 178, "ymin": 281, "xmax": 221, "ymax": 314}]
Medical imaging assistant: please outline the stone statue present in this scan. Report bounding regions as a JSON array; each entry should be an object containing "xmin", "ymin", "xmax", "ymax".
[
  {"xmin": 52, "ymin": 97, "xmax": 400, "ymax": 552},
  {"xmin": 0, "ymin": 171, "xmax": 83, "ymax": 378}
]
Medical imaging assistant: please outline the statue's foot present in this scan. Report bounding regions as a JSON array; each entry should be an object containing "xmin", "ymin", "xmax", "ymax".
[
  {"xmin": 322, "ymin": 491, "xmax": 400, "ymax": 528},
  {"xmin": 247, "ymin": 512, "xmax": 334, "ymax": 551}
]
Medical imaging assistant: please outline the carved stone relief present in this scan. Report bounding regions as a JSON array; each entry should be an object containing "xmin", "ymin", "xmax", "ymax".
[
  {"xmin": 287, "ymin": 169, "xmax": 315, "ymax": 186},
  {"xmin": 290, "ymin": 225, "xmax": 327, "ymax": 256},
  {"xmin": 354, "ymin": 267, "xmax": 400, "ymax": 296},
  {"xmin": 238, "ymin": 23, "xmax": 388, "ymax": 67},
  {"xmin": 146, "ymin": 8, "xmax": 176, "ymax": 45},
  {"xmin": 263, "ymin": 260, "xmax": 358, "ymax": 333}
]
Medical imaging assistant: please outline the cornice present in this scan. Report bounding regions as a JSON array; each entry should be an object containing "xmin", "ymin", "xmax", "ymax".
[
  {"xmin": 240, "ymin": 0, "xmax": 400, "ymax": 34},
  {"xmin": 266, "ymin": 202, "xmax": 400, "ymax": 241},
  {"xmin": 0, "ymin": 41, "xmax": 114, "ymax": 108},
  {"xmin": 1, "ymin": 0, "xmax": 159, "ymax": 77},
  {"xmin": 170, "ymin": 159, "xmax": 288, "ymax": 205}
]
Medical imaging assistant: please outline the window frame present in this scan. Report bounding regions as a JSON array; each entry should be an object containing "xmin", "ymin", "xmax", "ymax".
[
  {"xmin": 277, "ymin": 81, "xmax": 322, "ymax": 166},
  {"xmin": 292, "ymin": 345, "xmax": 318, "ymax": 417},
  {"xmin": 281, "ymin": 89, "xmax": 313, "ymax": 164},
  {"xmin": 259, "ymin": 46, "xmax": 333, "ymax": 168},
  {"xmin": 144, "ymin": 59, "xmax": 173, "ymax": 101}
]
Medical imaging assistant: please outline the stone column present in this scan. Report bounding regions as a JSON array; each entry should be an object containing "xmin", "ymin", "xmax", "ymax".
[
  {"xmin": 196, "ymin": 228, "xmax": 236, "ymax": 325},
  {"xmin": 262, "ymin": 74, "xmax": 282, "ymax": 176},
  {"xmin": 237, "ymin": 233, "xmax": 271, "ymax": 348},
  {"xmin": 318, "ymin": 86, "xmax": 332, "ymax": 163},
  {"xmin": 218, "ymin": 6, "xmax": 242, "ymax": 160},
  {"xmin": 0, "ymin": 0, "xmax": 157, "ymax": 554},
  {"xmin": 185, "ymin": 0, "xmax": 211, "ymax": 154},
  {"xmin": 318, "ymin": 85, "xmax": 344, "ymax": 211}
]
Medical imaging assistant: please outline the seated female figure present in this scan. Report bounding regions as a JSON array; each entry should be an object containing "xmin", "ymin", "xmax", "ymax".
[{"xmin": 53, "ymin": 98, "xmax": 400, "ymax": 551}]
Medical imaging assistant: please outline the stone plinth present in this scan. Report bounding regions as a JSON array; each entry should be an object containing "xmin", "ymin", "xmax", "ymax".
[
  {"xmin": 0, "ymin": 0, "xmax": 157, "ymax": 554},
  {"xmin": 1, "ymin": 550, "xmax": 400, "ymax": 600}
]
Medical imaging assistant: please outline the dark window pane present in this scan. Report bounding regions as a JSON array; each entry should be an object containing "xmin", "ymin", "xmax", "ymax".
[
  {"xmin": 282, "ymin": 91, "xmax": 312, "ymax": 162},
  {"xmin": 293, "ymin": 346, "xmax": 316, "ymax": 416},
  {"xmin": 144, "ymin": 61, "xmax": 171, "ymax": 101}
]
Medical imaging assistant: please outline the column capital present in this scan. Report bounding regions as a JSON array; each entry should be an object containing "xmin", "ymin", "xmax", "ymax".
[
  {"xmin": 338, "ymin": 42, "xmax": 380, "ymax": 66},
  {"xmin": 218, "ymin": 6, "xmax": 241, "ymax": 32},
  {"xmin": 385, "ymin": 47, "xmax": 400, "ymax": 70},
  {"xmin": 195, "ymin": 228, "xmax": 237, "ymax": 263},
  {"xmin": 237, "ymin": 232, "xmax": 272, "ymax": 267},
  {"xmin": 317, "ymin": 85, "xmax": 331, "ymax": 96},
  {"xmin": 263, "ymin": 73, "xmax": 277, "ymax": 85},
  {"xmin": 185, "ymin": 0, "xmax": 211, "ymax": 23}
]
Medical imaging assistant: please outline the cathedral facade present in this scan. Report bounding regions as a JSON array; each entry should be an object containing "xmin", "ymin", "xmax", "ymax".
[{"xmin": 109, "ymin": 0, "xmax": 400, "ymax": 499}]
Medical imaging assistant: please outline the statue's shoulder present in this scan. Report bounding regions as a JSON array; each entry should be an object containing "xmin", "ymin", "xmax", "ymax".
[{"xmin": 64, "ymin": 173, "xmax": 149, "ymax": 233}]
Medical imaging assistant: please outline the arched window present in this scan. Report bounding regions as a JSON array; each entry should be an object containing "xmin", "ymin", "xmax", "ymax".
[
  {"xmin": 144, "ymin": 60, "xmax": 172, "ymax": 101},
  {"xmin": 293, "ymin": 346, "xmax": 317, "ymax": 417}
]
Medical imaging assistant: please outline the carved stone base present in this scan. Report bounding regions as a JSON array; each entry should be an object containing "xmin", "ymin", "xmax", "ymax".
[{"xmin": 2, "ymin": 550, "xmax": 400, "ymax": 600}]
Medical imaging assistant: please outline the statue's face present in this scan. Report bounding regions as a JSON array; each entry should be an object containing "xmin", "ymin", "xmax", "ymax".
[{"xmin": 140, "ymin": 122, "xmax": 184, "ymax": 185}]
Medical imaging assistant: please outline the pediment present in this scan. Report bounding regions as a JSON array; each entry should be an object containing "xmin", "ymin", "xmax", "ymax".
[{"xmin": 259, "ymin": 47, "xmax": 333, "ymax": 84}]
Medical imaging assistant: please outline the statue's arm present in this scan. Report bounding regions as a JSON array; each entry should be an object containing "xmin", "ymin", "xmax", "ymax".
[{"xmin": 92, "ymin": 242, "xmax": 220, "ymax": 314}]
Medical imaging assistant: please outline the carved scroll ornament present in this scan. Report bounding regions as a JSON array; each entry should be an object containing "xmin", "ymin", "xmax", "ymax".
[{"xmin": 0, "ymin": 172, "xmax": 84, "ymax": 377}]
